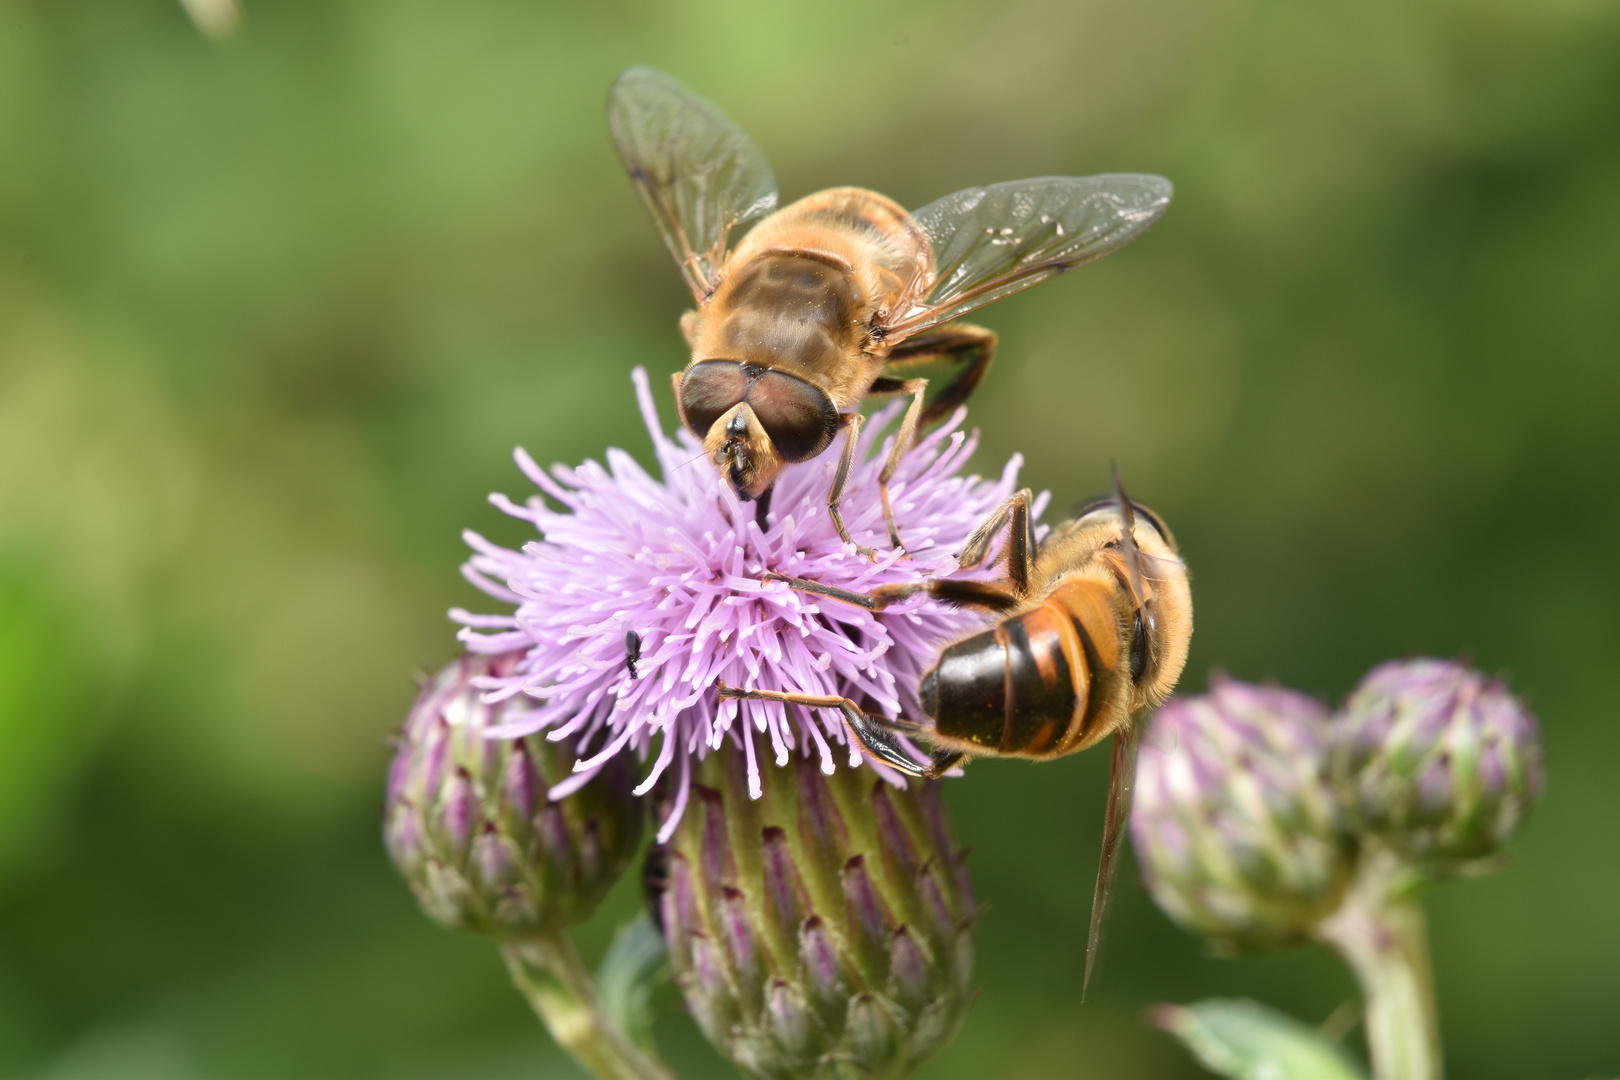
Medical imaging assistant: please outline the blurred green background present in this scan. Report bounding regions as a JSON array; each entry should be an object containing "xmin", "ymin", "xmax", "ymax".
[{"xmin": 2, "ymin": 0, "xmax": 1616, "ymax": 1076}]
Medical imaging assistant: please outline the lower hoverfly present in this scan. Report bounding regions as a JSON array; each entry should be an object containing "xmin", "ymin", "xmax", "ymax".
[
  {"xmin": 609, "ymin": 68, "xmax": 1171, "ymax": 552},
  {"xmin": 719, "ymin": 474, "xmax": 1192, "ymax": 989}
]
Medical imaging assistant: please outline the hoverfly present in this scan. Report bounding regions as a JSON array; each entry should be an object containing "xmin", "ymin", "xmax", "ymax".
[
  {"xmin": 718, "ymin": 473, "xmax": 1191, "ymax": 990},
  {"xmin": 609, "ymin": 68, "xmax": 1172, "ymax": 554}
]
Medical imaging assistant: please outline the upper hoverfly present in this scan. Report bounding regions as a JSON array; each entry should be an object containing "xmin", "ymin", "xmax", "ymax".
[{"xmin": 608, "ymin": 67, "xmax": 1172, "ymax": 554}]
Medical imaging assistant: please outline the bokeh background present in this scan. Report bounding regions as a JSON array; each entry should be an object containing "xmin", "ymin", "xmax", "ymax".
[{"xmin": 2, "ymin": 0, "xmax": 1617, "ymax": 1076}]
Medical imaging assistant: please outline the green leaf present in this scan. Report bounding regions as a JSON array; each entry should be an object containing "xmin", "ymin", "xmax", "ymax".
[
  {"xmin": 1153, "ymin": 999, "xmax": 1368, "ymax": 1080},
  {"xmin": 595, "ymin": 912, "xmax": 669, "ymax": 1051}
]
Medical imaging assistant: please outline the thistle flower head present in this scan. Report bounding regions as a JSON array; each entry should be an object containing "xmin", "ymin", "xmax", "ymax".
[
  {"xmin": 454, "ymin": 369, "xmax": 1037, "ymax": 840},
  {"xmin": 384, "ymin": 653, "xmax": 644, "ymax": 936},
  {"xmin": 646, "ymin": 740, "xmax": 976, "ymax": 1080},
  {"xmin": 1331, "ymin": 657, "xmax": 1544, "ymax": 866},
  {"xmin": 1132, "ymin": 676, "xmax": 1354, "ymax": 950}
]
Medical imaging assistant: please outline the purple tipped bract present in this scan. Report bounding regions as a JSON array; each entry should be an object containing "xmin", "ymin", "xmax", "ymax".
[
  {"xmin": 1332, "ymin": 657, "xmax": 1544, "ymax": 864},
  {"xmin": 1132, "ymin": 676, "xmax": 1354, "ymax": 948},
  {"xmin": 454, "ymin": 368, "xmax": 1039, "ymax": 840}
]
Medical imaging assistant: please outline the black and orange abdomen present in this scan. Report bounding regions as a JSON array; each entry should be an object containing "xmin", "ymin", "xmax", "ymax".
[{"xmin": 918, "ymin": 578, "xmax": 1131, "ymax": 759}]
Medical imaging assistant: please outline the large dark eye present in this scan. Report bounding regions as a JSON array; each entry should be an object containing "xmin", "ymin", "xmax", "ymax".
[
  {"xmin": 1131, "ymin": 504, "xmax": 1171, "ymax": 543},
  {"xmin": 679, "ymin": 360, "xmax": 749, "ymax": 436},
  {"xmin": 747, "ymin": 370, "xmax": 840, "ymax": 462},
  {"xmin": 1072, "ymin": 495, "xmax": 1168, "ymax": 542}
]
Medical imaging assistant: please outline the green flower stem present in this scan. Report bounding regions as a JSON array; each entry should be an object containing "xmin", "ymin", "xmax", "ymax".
[
  {"xmin": 501, "ymin": 931, "xmax": 675, "ymax": 1080},
  {"xmin": 1315, "ymin": 845, "xmax": 1441, "ymax": 1080}
]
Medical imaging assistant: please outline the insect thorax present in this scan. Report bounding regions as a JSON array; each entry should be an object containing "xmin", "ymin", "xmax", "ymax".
[{"xmin": 708, "ymin": 253, "xmax": 865, "ymax": 384}]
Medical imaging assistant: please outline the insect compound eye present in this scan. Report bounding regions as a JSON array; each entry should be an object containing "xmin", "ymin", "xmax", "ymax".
[
  {"xmin": 746, "ymin": 369, "xmax": 840, "ymax": 462},
  {"xmin": 1131, "ymin": 503, "xmax": 1171, "ymax": 544},
  {"xmin": 680, "ymin": 359, "xmax": 750, "ymax": 436},
  {"xmin": 1073, "ymin": 495, "xmax": 1111, "ymax": 520},
  {"xmin": 1072, "ymin": 495, "xmax": 1166, "ymax": 542}
]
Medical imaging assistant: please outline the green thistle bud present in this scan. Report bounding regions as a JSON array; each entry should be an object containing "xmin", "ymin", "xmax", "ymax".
[
  {"xmin": 645, "ymin": 744, "xmax": 976, "ymax": 1080},
  {"xmin": 384, "ymin": 653, "xmax": 643, "ymax": 936},
  {"xmin": 1131, "ymin": 677, "xmax": 1354, "ymax": 950},
  {"xmin": 1331, "ymin": 658, "xmax": 1544, "ymax": 866}
]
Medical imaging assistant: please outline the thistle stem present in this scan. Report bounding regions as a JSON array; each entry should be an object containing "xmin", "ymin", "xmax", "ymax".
[
  {"xmin": 501, "ymin": 930, "xmax": 675, "ymax": 1080},
  {"xmin": 1315, "ymin": 845, "xmax": 1442, "ymax": 1080}
]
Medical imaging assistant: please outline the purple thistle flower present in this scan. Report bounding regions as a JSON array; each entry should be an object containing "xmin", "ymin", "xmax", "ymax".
[{"xmin": 453, "ymin": 368, "xmax": 1040, "ymax": 841}]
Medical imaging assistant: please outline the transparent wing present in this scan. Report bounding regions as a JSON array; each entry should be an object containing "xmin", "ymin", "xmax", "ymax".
[
  {"xmin": 1083, "ymin": 722, "xmax": 1142, "ymax": 1001},
  {"xmin": 607, "ymin": 67, "xmax": 778, "ymax": 302},
  {"xmin": 889, "ymin": 174, "xmax": 1171, "ymax": 337}
]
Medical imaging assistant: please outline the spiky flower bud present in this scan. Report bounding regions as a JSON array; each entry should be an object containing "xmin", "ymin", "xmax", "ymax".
[
  {"xmin": 1331, "ymin": 658, "xmax": 1544, "ymax": 866},
  {"xmin": 645, "ymin": 744, "xmax": 976, "ymax": 1080},
  {"xmin": 1132, "ymin": 677, "xmax": 1354, "ymax": 950},
  {"xmin": 384, "ymin": 653, "xmax": 643, "ymax": 936}
]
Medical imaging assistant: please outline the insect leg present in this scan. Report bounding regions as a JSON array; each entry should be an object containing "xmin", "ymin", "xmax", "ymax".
[
  {"xmin": 925, "ymin": 578, "xmax": 1025, "ymax": 613},
  {"xmin": 754, "ymin": 485, "xmax": 773, "ymax": 532},
  {"xmin": 865, "ymin": 377, "xmax": 929, "ymax": 550},
  {"xmin": 955, "ymin": 487, "xmax": 1034, "ymax": 594},
  {"xmin": 826, "ymin": 412, "xmax": 877, "ymax": 558},
  {"xmin": 879, "ymin": 323, "xmax": 998, "ymax": 426},
  {"xmin": 764, "ymin": 572, "xmax": 1017, "ymax": 614},
  {"xmin": 762, "ymin": 571, "xmax": 925, "ymax": 612},
  {"xmin": 715, "ymin": 681, "xmax": 928, "ymax": 776}
]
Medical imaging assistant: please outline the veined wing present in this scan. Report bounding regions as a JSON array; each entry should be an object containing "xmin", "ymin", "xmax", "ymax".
[
  {"xmin": 1084, "ymin": 722, "xmax": 1142, "ymax": 1000},
  {"xmin": 607, "ymin": 67, "xmax": 778, "ymax": 302},
  {"xmin": 888, "ymin": 174, "xmax": 1171, "ymax": 337}
]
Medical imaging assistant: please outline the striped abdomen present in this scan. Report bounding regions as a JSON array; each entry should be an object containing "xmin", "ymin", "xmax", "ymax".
[{"xmin": 918, "ymin": 579, "xmax": 1130, "ymax": 759}]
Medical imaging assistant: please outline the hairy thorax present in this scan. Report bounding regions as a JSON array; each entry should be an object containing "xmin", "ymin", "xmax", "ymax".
[
  {"xmin": 711, "ymin": 254, "xmax": 861, "ymax": 381},
  {"xmin": 687, "ymin": 188, "xmax": 931, "ymax": 407}
]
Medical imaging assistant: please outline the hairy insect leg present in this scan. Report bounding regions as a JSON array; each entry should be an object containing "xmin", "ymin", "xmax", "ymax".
[
  {"xmin": 864, "ymin": 377, "xmax": 929, "ymax": 551},
  {"xmin": 764, "ymin": 572, "xmax": 1020, "ymax": 614},
  {"xmin": 879, "ymin": 324, "xmax": 998, "ymax": 427},
  {"xmin": 826, "ymin": 412, "xmax": 877, "ymax": 559},
  {"xmin": 1083, "ymin": 722, "xmax": 1143, "ymax": 1001},
  {"xmin": 762, "ymin": 572, "xmax": 925, "ymax": 612},
  {"xmin": 716, "ymin": 681, "xmax": 931, "ymax": 776},
  {"xmin": 754, "ymin": 486, "xmax": 773, "ymax": 532},
  {"xmin": 926, "ymin": 578, "xmax": 1025, "ymax": 613},
  {"xmin": 956, "ymin": 487, "xmax": 1034, "ymax": 594}
]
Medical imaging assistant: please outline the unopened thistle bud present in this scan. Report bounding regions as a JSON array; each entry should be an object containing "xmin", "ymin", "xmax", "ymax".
[
  {"xmin": 1131, "ymin": 677, "xmax": 1354, "ymax": 950},
  {"xmin": 1331, "ymin": 658, "xmax": 1544, "ymax": 866},
  {"xmin": 384, "ymin": 653, "xmax": 644, "ymax": 936},
  {"xmin": 646, "ymin": 743, "xmax": 976, "ymax": 1080}
]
